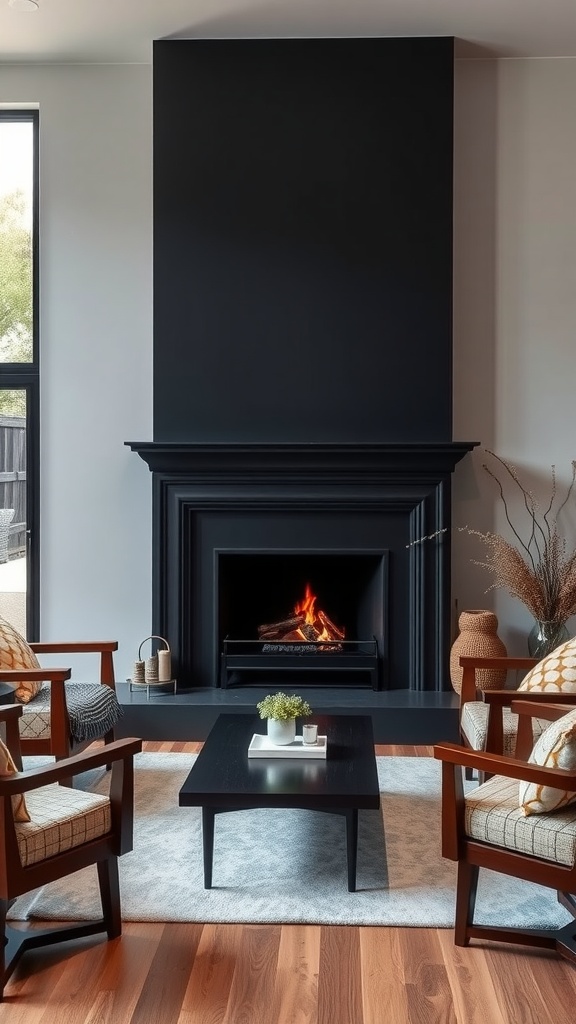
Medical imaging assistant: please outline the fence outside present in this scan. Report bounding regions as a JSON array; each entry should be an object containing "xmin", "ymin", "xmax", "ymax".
[{"xmin": 0, "ymin": 415, "xmax": 26, "ymax": 558}]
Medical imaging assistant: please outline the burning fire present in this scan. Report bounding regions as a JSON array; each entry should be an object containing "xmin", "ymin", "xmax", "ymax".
[
  {"xmin": 293, "ymin": 583, "xmax": 345, "ymax": 644},
  {"xmin": 257, "ymin": 583, "xmax": 345, "ymax": 647}
]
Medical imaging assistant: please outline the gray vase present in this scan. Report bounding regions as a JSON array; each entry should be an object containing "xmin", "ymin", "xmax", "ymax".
[{"xmin": 527, "ymin": 620, "xmax": 570, "ymax": 660}]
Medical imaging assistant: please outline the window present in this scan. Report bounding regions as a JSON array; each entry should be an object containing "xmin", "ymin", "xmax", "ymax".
[{"xmin": 0, "ymin": 110, "xmax": 39, "ymax": 639}]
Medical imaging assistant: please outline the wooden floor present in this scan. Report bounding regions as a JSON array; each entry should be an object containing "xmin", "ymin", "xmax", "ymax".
[{"xmin": 2, "ymin": 741, "xmax": 576, "ymax": 1022}]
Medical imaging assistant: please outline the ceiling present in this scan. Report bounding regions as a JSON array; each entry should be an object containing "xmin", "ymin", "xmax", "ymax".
[{"xmin": 0, "ymin": 0, "xmax": 575, "ymax": 64}]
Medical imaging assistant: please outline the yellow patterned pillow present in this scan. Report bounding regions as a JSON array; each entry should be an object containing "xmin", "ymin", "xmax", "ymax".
[
  {"xmin": 0, "ymin": 737, "xmax": 30, "ymax": 823},
  {"xmin": 519, "ymin": 708, "xmax": 576, "ymax": 816},
  {"xmin": 517, "ymin": 636, "xmax": 576, "ymax": 693},
  {"xmin": 0, "ymin": 615, "xmax": 43, "ymax": 703}
]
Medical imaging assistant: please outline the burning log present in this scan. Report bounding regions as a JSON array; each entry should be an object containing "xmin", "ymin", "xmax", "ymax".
[
  {"xmin": 318, "ymin": 610, "xmax": 345, "ymax": 641},
  {"xmin": 257, "ymin": 615, "xmax": 305, "ymax": 637}
]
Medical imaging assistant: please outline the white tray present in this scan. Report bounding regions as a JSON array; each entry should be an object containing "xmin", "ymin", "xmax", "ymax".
[{"xmin": 248, "ymin": 733, "xmax": 327, "ymax": 759}]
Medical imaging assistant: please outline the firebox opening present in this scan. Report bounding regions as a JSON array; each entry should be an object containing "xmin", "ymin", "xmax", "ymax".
[{"xmin": 217, "ymin": 551, "xmax": 388, "ymax": 689}]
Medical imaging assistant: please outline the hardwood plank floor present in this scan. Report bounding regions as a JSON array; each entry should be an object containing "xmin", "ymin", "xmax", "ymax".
[{"xmin": 2, "ymin": 742, "xmax": 576, "ymax": 1022}]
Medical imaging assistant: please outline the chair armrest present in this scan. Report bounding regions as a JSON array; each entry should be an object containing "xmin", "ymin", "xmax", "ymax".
[
  {"xmin": 459, "ymin": 656, "xmax": 538, "ymax": 671},
  {"xmin": 0, "ymin": 668, "xmax": 72, "ymax": 682},
  {"xmin": 29, "ymin": 641, "xmax": 118, "ymax": 688},
  {"xmin": 511, "ymin": 700, "xmax": 576, "ymax": 722},
  {"xmin": 29, "ymin": 641, "xmax": 118, "ymax": 654},
  {"xmin": 433, "ymin": 741, "xmax": 576, "ymax": 789},
  {"xmin": 0, "ymin": 737, "xmax": 142, "ymax": 793}
]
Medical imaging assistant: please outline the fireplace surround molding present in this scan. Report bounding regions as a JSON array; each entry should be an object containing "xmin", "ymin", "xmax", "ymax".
[{"xmin": 127, "ymin": 440, "xmax": 478, "ymax": 695}]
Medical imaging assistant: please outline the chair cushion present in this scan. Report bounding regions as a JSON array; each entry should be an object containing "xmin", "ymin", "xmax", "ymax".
[
  {"xmin": 15, "ymin": 784, "xmax": 111, "ymax": 867},
  {"xmin": 518, "ymin": 636, "xmax": 576, "ymax": 693},
  {"xmin": 465, "ymin": 774, "xmax": 576, "ymax": 867},
  {"xmin": 19, "ymin": 682, "xmax": 123, "ymax": 743},
  {"xmin": 0, "ymin": 737, "xmax": 30, "ymax": 822},
  {"xmin": 0, "ymin": 615, "xmax": 43, "ymax": 703},
  {"xmin": 460, "ymin": 702, "xmax": 546, "ymax": 755},
  {"xmin": 519, "ymin": 708, "xmax": 576, "ymax": 815}
]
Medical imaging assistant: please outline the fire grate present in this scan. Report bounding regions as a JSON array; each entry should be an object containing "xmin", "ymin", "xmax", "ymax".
[{"xmin": 220, "ymin": 638, "xmax": 380, "ymax": 690}]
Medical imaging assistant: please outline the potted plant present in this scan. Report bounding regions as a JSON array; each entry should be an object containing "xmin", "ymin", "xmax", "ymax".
[{"xmin": 256, "ymin": 692, "xmax": 312, "ymax": 745}]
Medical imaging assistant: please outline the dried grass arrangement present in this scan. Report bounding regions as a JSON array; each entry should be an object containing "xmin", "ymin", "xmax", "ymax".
[
  {"xmin": 410, "ymin": 451, "xmax": 576, "ymax": 627},
  {"xmin": 471, "ymin": 451, "xmax": 576, "ymax": 625}
]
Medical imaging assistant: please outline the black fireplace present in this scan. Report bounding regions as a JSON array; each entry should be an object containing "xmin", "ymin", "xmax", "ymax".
[{"xmin": 128, "ymin": 442, "xmax": 475, "ymax": 692}]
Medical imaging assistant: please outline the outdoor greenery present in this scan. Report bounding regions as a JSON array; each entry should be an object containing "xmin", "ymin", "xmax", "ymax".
[
  {"xmin": 256, "ymin": 692, "xmax": 312, "ymax": 721},
  {"xmin": 0, "ymin": 189, "xmax": 32, "ymax": 416}
]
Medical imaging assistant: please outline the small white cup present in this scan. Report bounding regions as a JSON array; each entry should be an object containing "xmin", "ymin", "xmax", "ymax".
[{"xmin": 302, "ymin": 723, "xmax": 318, "ymax": 745}]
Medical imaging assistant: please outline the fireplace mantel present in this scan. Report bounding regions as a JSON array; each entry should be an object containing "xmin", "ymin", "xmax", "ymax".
[{"xmin": 126, "ymin": 441, "xmax": 478, "ymax": 478}]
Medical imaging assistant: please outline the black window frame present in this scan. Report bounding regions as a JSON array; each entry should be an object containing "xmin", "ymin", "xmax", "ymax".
[{"xmin": 0, "ymin": 109, "xmax": 40, "ymax": 640}]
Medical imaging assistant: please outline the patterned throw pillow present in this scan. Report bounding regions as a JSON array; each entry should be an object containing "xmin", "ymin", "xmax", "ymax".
[
  {"xmin": 0, "ymin": 615, "xmax": 43, "ymax": 703},
  {"xmin": 519, "ymin": 707, "xmax": 576, "ymax": 816},
  {"xmin": 517, "ymin": 635, "xmax": 576, "ymax": 693},
  {"xmin": 0, "ymin": 736, "xmax": 30, "ymax": 822}
]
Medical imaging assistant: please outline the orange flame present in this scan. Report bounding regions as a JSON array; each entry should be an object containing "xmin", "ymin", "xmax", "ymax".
[{"xmin": 294, "ymin": 583, "xmax": 317, "ymax": 624}]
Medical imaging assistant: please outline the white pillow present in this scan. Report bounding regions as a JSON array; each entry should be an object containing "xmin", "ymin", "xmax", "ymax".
[{"xmin": 519, "ymin": 707, "xmax": 576, "ymax": 816}]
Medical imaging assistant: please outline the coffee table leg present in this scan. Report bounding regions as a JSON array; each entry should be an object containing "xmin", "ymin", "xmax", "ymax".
[
  {"xmin": 346, "ymin": 808, "xmax": 358, "ymax": 892},
  {"xmin": 202, "ymin": 807, "xmax": 215, "ymax": 888}
]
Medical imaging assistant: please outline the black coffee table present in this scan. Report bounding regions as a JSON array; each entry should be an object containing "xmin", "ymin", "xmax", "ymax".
[{"xmin": 178, "ymin": 712, "xmax": 380, "ymax": 892}]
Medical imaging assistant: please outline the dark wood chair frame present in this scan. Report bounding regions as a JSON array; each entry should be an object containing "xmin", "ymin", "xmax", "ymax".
[
  {"xmin": 435, "ymin": 699, "xmax": 576, "ymax": 965},
  {"xmin": 0, "ymin": 703, "xmax": 142, "ymax": 998},
  {"xmin": 0, "ymin": 640, "xmax": 119, "ymax": 767}
]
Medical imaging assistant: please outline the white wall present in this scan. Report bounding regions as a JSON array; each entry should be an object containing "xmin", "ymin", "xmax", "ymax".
[
  {"xmin": 1, "ymin": 55, "xmax": 575, "ymax": 677},
  {"xmin": 0, "ymin": 64, "xmax": 153, "ymax": 680},
  {"xmin": 453, "ymin": 57, "xmax": 576, "ymax": 653}
]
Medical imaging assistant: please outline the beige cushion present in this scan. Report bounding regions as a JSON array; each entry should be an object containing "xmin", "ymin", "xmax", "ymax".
[
  {"xmin": 518, "ymin": 636, "xmax": 576, "ymax": 694},
  {"xmin": 519, "ymin": 708, "xmax": 576, "ymax": 816},
  {"xmin": 0, "ymin": 615, "xmax": 43, "ymax": 703},
  {"xmin": 0, "ymin": 737, "xmax": 30, "ymax": 823},
  {"xmin": 460, "ymin": 702, "xmax": 546, "ymax": 755},
  {"xmin": 18, "ymin": 686, "xmax": 52, "ymax": 741},
  {"xmin": 466, "ymin": 774, "xmax": 576, "ymax": 867},
  {"xmin": 15, "ymin": 784, "xmax": 111, "ymax": 867}
]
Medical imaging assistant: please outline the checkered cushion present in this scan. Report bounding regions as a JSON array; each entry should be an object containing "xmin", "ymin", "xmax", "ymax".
[
  {"xmin": 15, "ymin": 784, "xmax": 111, "ymax": 867},
  {"xmin": 465, "ymin": 774, "xmax": 576, "ymax": 866},
  {"xmin": 461, "ymin": 702, "xmax": 547, "ymax": 754},
  {"xmin": 19, "ymin": 682, "xmax": 122, "ymax": 743}
]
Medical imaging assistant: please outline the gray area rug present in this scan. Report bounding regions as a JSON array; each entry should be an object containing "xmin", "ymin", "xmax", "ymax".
[{"xmin": 10, "ymin": 752, "xmax": 574, "ymax": 928}]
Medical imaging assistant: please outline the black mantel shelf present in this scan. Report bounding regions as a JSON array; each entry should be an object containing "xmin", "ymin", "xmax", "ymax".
[{"xmin": 125, "ymin": 441, "xmax": 479, "ymax": 477}]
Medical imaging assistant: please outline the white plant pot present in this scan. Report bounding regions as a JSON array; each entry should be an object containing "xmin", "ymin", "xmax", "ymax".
[{"xmin": 267, "ymin": 717, "xmax": 296, "ymax": 745}]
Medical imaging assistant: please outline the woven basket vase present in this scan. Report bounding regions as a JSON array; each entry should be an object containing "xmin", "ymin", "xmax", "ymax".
[{"xmin": 449, "ymin": 610, "xmax": 507, "ymax": 695}]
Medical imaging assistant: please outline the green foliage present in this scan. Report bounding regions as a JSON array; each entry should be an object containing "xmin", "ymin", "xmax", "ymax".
[
  {"xmin": 0, "ymin": 190, "xmax": 33, "ymax": 363},
  {"xmin": 256, "ymin": 692, "xmax": 312, "ymax": 721},
  {"xmin": 0, "ymin": 390, "xmax": 26, "ymax": 417}
]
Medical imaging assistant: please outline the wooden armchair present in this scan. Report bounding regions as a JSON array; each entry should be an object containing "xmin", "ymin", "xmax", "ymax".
[
  {"xmin": 435, "ymin": 700, "xmax": 576, "ymax": 963},
  {"xmin": 0, "ymin": 703, "xmax": 142, "ymax": 1000},
  {"xmin": 0, "ymin": 638, "xmax": 122, "ymax": 771},
  {"xmin": 458, "ymin": 655, "xmax": 576, "ymax": 763}
]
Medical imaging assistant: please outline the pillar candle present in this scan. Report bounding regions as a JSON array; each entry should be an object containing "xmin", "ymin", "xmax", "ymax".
[{"xmin": 158, "ymin": 649, "xmax": 172, "ymax": 681}]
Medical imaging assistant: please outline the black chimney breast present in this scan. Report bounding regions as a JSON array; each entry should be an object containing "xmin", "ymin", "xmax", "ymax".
[{"xmin": 153, "ymin": 36, "xmax": 455, "ymax": 443}]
